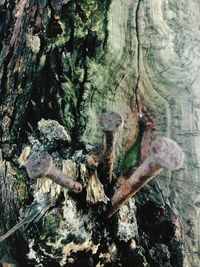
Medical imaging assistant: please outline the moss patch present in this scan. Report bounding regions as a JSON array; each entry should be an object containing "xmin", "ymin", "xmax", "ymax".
[{"xmin": 121, "ymin": 135, "xmax": 141, "ymax": 174}]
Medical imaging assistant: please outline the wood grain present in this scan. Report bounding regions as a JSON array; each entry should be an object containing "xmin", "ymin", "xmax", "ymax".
[
  {"xmin": 135, "ymin": 1, "xmax": 200, "ymax": 266},
  {"xmin": 0, "ymin": 0, "xmax": 199, "ymax": 266}
]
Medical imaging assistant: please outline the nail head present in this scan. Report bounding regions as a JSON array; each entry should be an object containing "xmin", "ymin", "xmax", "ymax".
[
  {"xmin": 26, "ymin": 151, "xmax": 53, "ymax": 179},
  {"xmin": 150, "ymin": 137, "xmax": 184, "ymax": 170},
  {"xmin": 98, "ymin": 111, "xmax": 124, "ymax": 132}
]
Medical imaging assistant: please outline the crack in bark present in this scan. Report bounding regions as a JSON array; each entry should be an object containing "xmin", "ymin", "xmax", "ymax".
[
  {"xmin": 102, "ymin": 0, "xmax": 111, "ymax": 50},
  {"xmin": 135, "ymin": 0, "xmax": 141, "ymax": 114},
  {"xmin": 71, "ymin": 36, "xmax": 88, "ymax": 149}
]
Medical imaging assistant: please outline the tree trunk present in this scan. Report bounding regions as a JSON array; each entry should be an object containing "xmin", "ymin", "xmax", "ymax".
[{"xmin": 0, "ymin": 1, "xmax": 199, "ymax": 266}]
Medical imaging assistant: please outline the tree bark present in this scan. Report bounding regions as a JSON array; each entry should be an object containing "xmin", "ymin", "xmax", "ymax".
[{"xmin": 0, "ymin": 1, "xmax": 199, "ymax": 266}]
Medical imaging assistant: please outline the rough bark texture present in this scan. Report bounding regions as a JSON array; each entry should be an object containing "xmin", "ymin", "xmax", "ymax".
[{"xmin": 0, "ymin": 0, "xmax": 199, "ymax": 266}]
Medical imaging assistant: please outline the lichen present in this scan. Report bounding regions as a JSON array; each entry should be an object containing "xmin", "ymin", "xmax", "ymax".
[
  {"xmin": 37, "ymin": 194, "xmax": 96, "ymax": 266},
  {"xmin": 26, "ymin": 33, "xmax": 41, "ymax": 53},
  {"xmin": 117, "ymin": 198, "xmax": 138, "ymax": 242},
  {"xmin": 38, "ymin": 119, "xmax": 71, "ymax": 143}
]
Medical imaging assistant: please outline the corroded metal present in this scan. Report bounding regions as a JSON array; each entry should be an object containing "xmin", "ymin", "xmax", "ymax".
[
  {"xmin": 98, "ymin": 111, "xmax": 124, "ymax": 183},
  {"xmin": 26, "ymin": 151, "xmax": 82, "ymax": 193},
  {"xmin": 106, "ymin": 137, "xmax": 184, "ymax": 218}
]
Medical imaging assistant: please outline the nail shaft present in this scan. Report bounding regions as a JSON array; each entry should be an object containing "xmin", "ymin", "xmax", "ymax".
[
  {"xmin": 47, "ymin": 167, "xmax": 82, "ymax": 193},
  {"xmin": 106, "ymin": 157, "xmax": 161, "ymax": 218},
  {"xmin": 106, "ymin": 137, "xmax": 184, "ymax": 218},
  {"xmin": 26, "ymin": 151, "xmax": 82, "ymax": 193},
  {"xmin": 98, "ymin": 112, "xmax": 124, "ymax": 183},
  {"xmin": 103, "ymin": 131, "xmax": 116, "ymax": 183}
]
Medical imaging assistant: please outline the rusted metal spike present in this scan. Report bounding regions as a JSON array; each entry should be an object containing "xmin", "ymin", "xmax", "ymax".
[
  {"xmin": 98, "ymin": 111, "xmax": 124, "ymax": 183},
  {"xmin": 26, "ymin": 151, "xmax": 82, "ymax": 193},
  {"xmin": 106, "ymin": 137, "xmax": 184, "ymax": 218}
]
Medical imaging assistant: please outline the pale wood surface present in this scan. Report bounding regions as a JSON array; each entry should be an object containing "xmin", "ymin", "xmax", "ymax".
[{"xmin": 0, "ymin": 0, "xmax": 199, "ymax": 266}]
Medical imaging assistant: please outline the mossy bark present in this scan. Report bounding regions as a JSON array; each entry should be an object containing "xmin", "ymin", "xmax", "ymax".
[{"xmin": 0, "ymin": 1, "xmax": 199, "ymax": 266}]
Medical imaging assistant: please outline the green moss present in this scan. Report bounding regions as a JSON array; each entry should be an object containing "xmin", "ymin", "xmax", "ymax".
[
  {"xmin": 13, "ymin": 171, "xmax": 28, "ymax": 204},
  {"xmin": 17, "ymin": 184, "xmax": 27, "ymax": 202},
  {"xmin": 25, "ymin": 0, "xmax": 111, "ymax": 146},
  {"xmin": 121, "ymin": 135, "xmax": 141, "ymax": 173},
  {"xmin": 41, "ymin": 211, "xmax": 62, "ymax": 241},
  {"xmin": 74, "ymin": 16, "xmax": 88, "ymax": 38}
]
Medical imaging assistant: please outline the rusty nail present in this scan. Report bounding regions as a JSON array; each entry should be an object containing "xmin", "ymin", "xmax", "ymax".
[
  {"xmin": 98, "ymin": 111, "xmax": 124, "ymax": 183},
  {"xmin": 26, "ymin": 151, "xmax": 83, "ymax": 193},
  {"xmin": 106, "ymin": 137, "xmax": 184, "ymax": 218}
]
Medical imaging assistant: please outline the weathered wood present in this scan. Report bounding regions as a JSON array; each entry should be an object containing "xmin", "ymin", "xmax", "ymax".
[
  {"xmin": 136, "ymin": 1, "xmax": 200, "ymax": 266},
  {"xmin": 0, "ymin": 0, "xmax": 199, "ymax": 266}
]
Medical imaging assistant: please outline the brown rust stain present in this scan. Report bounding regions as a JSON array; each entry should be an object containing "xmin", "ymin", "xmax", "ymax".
[{"xmin": 138, "ymin": 102, "xmax": 156, "ymax": 163}]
